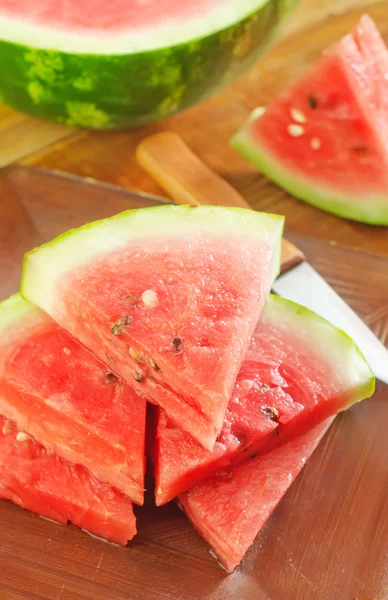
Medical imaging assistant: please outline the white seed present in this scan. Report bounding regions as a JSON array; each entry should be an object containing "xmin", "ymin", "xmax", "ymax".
[
  {"xmin": 252, "ymin": 106, "xmax": 266, "ymax": 119},
  {"xmin": 290, "ymin": 107, "xmax": 307, "ymax": 124},
  {"xmin": 156, "ymin": 486, "xmax": 162, "ymax": 495},
  {"xmin": 16, "ymin": 432, "xmax": 29, "ymax": 442},
  {"xmin": 311, "ymin": 137, "xmax": 322, "ymax": 150},
  {"xmin": 141, "ymin": 289, "xmax": 158, "ymax": 308},
  {"xmin": 63, "ymin": 347, "xmax": 71, "ymax": 356},
  {"xmin": 2, "ymin": 420, "xmax": 12, "ymax": 436},
  {"xmin": 288, "ymin": 124, "xmax": 305, "ymax": 137}
]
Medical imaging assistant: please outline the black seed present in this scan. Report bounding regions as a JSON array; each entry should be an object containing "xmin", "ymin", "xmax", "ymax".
[
  {"xmin": 149, "ymin": 358, "xmax": 160, "ymax": 371},
  {"xmin": 133, "ymin": 370, "xmax": 145, "ymax": 383},
  {"xmin": 250, "ymin": 453, "xmax": 258, "ymax": 460},
  {"xmin": 110, "ymin": 315, "xmax": 132, "ymax": 336},
  {"xmin": 171, "ymin": 337, "xmax": 182, "ymax": 353},
  {"xmin": 129, "ymin": 347, "xmax": 142, "ymax": 364},
  {"xmin": 261, "ymin": 406, "xmax": 279, "ymax": 422},
  {"xmin": 308, "ymin": 95, "xmax": 318, "ymax": 109},
  {"xmin": 105, "ymin": 373, "xmax": 119, "ymax": 385}
]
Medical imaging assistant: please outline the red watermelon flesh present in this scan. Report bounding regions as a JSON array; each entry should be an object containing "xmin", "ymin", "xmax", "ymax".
[
  {"xmin": 179, "ymin": 417, "xmax": 334, "ymax": 573},
  {"xmin": 0, "ymin": 416, "xmax": 136, "ymax": 545},
  {"xmin": 232, "ymin": 15, "xmax": 388, "ymax": 224},
  {"xmin": 22, "ymin": 206, "xmax": 284, "ymax": 450},
  {"xmin": 155, "ymin": 295, "xmax": 374, "ymax": 505},
  {"xmin": 0, "ymin": 294, "xmax": 146, "ymax": 505},
  {"xmin": 0, "ymin": 0, "xmax": 220, "ymax": 32}
]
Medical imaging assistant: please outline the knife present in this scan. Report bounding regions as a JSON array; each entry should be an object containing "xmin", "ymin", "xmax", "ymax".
[{"xmin": 136, "ymin": 131, "xmax": 388, "ymax": 384}]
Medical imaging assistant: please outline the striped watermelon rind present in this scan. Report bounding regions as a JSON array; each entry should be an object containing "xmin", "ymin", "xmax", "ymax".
[
  {"xmin": 0, "ymin": 0, "xmax": 297, "ymax": 129},
  {"xmin": 232, "ymin": 126, "xmax": 388, "ymax": 226}
]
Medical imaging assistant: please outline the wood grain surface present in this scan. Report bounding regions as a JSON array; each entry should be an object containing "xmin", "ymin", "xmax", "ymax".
[
  {"xmin": 0, "ymin": 167, "xmax": 387, "ymax": 600},
  {"xmin": 20, "ymin": 1, "xmax": 388, "ymax": 258}
]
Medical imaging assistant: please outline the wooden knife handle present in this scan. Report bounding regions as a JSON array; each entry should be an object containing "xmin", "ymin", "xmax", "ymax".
[{"xmin": 136, "ymin": 132, "xmax": 305, "ymax": 275}]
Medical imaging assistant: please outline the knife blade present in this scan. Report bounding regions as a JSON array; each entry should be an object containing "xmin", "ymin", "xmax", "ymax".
[{"xmin": 136, "ymin": 131, "xmax": 388, "ymax": 384}]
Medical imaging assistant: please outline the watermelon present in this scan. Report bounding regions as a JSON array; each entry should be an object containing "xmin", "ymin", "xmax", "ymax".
[
  {"xmin": 0, "ymin": 294, "xmax": 146, "ymax": 505},
  {"xmin": 232, "ymin": 15, "xmax": 388, "ymax": 225},
  {"xmin": 155, "ymin": 295, "xmax": 374, "ymax": 505},
  {"xmin": 0, "ymin": 0, "xmax": 297, "ymax": 129},
  {"xmin": 0, "ymin": 416, "xmax": 136, "ymax": 545},
  {"xmin": 179, "ymin": 417, "xmax": 334, "ymax": 573},
  {"xmin": 21, "ymin": 206, "xmax": 284, "ymax": 450}
]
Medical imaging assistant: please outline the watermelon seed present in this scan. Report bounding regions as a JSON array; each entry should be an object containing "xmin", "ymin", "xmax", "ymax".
[
  {"xmin": 2, "ymin": 420, "xmax": 12, "ymax": 436},
  {"xmin": 261, "ymin": 406, "xmax": 279, "ymax": 421},
  {"xmin": 156, "ymin": 486, "xmax": 162, "ymax": 496},
  {"xmin": 260, "ymin": 383, "xmax": 270, "ymax": 392},
  {"xmin": 133, "ymin": 370, "xmax": 145, "ymax": 383},
  {"xmin": 141, "ymin": 289, "xmax": 158, "ymax": 308},
  {"xmin": 129, "ymin": 347, "xmax": 142, "ymax": 364},
  {"xmin": 308, "ymin": 95, "xmax": 318, "ymax": 109},
  {"xmin": 63, "ymin": 347, "xmax": 71, "ymax": 356},
  {"xmin": 171, "ymin": 337, "xmax": 182, "ymax": 353},
  {"xmin": 250, "ymin": 453, "xmax": 258, "ymax": 460},
  {"xmin": 290, "ymin": 108, "xmax": 307, "ymax": 124},
  {"xmin": 105, "ymin": 373, "xmax": 119, "ymax": 385},
  {"xmin": 287, "ymin": 124, "xmax": 305, "ymax": 137},
  {"xmin": 16, "ymin": 432, "xmax": 30, "ymax": 442},
  {"xmin": 149, "ymin": 358, "xmax": 160, "ymax": 371},
  {"xmin": 311, "ymin": 137, "xmax": 322, "ymax": 150},
  {"xmin": 110, "ymin": 316, "xmax": 132, "ymax": 336},
  {"xmin": 125, "ymin": 295, "xmax": 137, "ymax": 304}
]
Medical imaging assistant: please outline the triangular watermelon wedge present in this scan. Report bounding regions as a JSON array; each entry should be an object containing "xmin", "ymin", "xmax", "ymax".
[
  {"xmin": 21, "ymin": 206, "xmax": 284, "ymax": 449},
  {"xmin": 0, "ymin": 416, "xmax": 136, "ymax": 545},
  {"xmin": 155, "ymin": 295, "xmax": 374, "ymax": 504},
  {"xmin": 232, "ymin": 15, "xmax": 388, "ymax": 225},
  {"xmin": 0, "ymin": 294, "xmax": 146, "ymax": 504},
  {"xmin": 179, "ymin": 417, "xmax": 334, "ymax": 573}
]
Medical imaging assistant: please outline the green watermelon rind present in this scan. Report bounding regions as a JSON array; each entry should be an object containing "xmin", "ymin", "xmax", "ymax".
[
  {"xmin": 0, "ymin": 293, "xmax": 45, "ymax": 340},
  {"xmin": 0, "ymin": 0, "xmax": 297, "ymax": 129},
  {"xmin": 231, "ymin": 126, "xmax": 388, "ymax": 226},
  {"xmin": 20, "ymin": 205, "xmax": 284, "ymax": 318},
  {"xmin": 266, "ymin": 295, "xmax": 375, "ymax": 404}
]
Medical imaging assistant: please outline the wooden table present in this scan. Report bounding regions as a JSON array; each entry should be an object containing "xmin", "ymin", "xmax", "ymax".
[{"xmin": 0, "ymin": 2, "xmax": 388, "ymax": 600}]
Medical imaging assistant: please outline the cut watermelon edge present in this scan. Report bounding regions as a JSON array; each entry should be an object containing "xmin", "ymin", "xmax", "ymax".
[
  {"xmin": 265, "ymin": 295, "xmax": 375, "ymax": 403},
  {"xmin": 21, "ymin": 205, "xmax": 284, "ymax": 317},
  {"xmin": 0, "ymin": 0, "xmax": 274, "ymax": 55},
  {"xmin": 231, "ymin": 126, "xmax": 388, "ymax": 226}
]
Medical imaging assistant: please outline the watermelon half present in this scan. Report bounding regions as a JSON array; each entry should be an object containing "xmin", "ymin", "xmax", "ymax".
[
  {"xmin": 21, "ymin": 206, "xmax": 284, "ymax": 450},
  {"xmin": 179, "ymin": 417, "xmax": 334, "ymax": 573},
  {"xmin": 0, "ymin": 0, "xmax": 297, "ymax": 129},
  {"xmin": 0, "ymin": 416, "xmax": 136, "ymax": 545},
  {"xmin": 0, "ymin": 294, "xmax": 146, "ymax": 505},
  {"xmin": 232, "ymin": 15, "xmax": 388, "ymax": 225},
  {"xmin": 155, "ymin": 295, "xmax": 374, "ymax": 505}
]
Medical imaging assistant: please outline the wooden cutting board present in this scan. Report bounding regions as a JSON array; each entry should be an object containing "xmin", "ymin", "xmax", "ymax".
[{"xmin": 0, "ymin": 167, "xmax": 387, "ymax": 600}]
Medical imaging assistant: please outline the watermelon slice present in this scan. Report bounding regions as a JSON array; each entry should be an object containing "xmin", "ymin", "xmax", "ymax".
[
  {"xmin": 155, "ymin": 295, "xmax": 374, "ymax": 504},
  {"xmin": 21, "ymin": 206, "xmax": 284, "ymax": 450},
  {"xmin": 179, "ymin": 417, "xmax": 334, "ymax": 573},
  {"xmin": 0, "ymin": 294, "xmax": 146, "ymax": 505},
  {"xmin": 232, "ymin": 15, "xmax": 388, "ymax": 225},
  {"xmin": 0, "ymin": 416, "xmax": 136, "ymax": 545},
  {"xmin": 0, "ymin": 0, "xmax": 296, "ymax": 129}
]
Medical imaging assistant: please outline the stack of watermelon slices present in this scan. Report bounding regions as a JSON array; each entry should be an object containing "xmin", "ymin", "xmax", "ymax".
[{"xmin": 0, "ymin": 204, "xmax": 374, "ymax": 573}]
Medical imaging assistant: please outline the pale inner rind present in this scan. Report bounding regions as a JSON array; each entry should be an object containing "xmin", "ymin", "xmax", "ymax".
[{"xmin": 0, "ymin": 0, "xmax": 269, "ymax": 55}]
